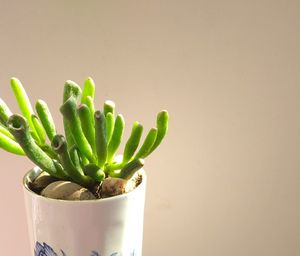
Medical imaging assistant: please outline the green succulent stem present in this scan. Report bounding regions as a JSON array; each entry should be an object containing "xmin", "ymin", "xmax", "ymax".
[
  {"xmin": 69, "ymin": 146, "xmax": 83, "ymax": 171},
  {"xmin": 134, "ymin": 127, "xmax": 158, "ymax": 159},
  {"xmin": 118, "ymin": 158, "xmax": 144, "ymax": 180},
  {"xmin": 107, "ymin": 114, "xmax": 125, "ymax": 163},
  {"xmin": 63, "ymin": 80, "xmax": 82, "ymax": 148},
  {"xmin": 105, "ymin": 112, "xmax": 114, "ymax": 144},
  {"xmin": 60, "ymin": 96, "xmax": 95, "ymax": 163},
  {"xmin": 147, "ymin": 110, "xmax": 169, "ymax": 156},
  {"xmin": 10, "ymin": 78, "xmax": 39, "ymax": 141},
  {"xmin": 105, "ymin": 162, "xmax": 123, "ymax": 172},
  {"xmin": 0, "ymin": 130, "xmax": 25, "ymax": 155},
  {"xmin": 35, "ymin": 100, "xmax": 57, "ymax": 141},
  {"xmin": 94, "ymin": 111, "xmax": 107, "ymax": 168},
  {"xmin": 7, "ymin": 114, "xmax": 68, "ymax": 179},
  {"xmin": 84, "ymin": 163, "xmax": 105, "ymax": 182},
  {"xmin": 0, "ymin": 98, "xmax": 12, "ymax": 125},
  {"xmin": 31, "ymin": 115, "xmax": 46, "ymax": 145},
  {"xmin": 78, "ymin": 104, "xmax": 96, "ymax": 154},
  {"xmin": 85, "ymin": 96, "xmax": 95, "ymax": 127},
  {"xmin": 39, "ymin": 144, "xmax": 60, "ymax": 161},
  {"xmin": 0, "ymin": 124, "xmax": 15, "ymax": 140},
  {"xmin": 122, "ymin": 121, "xmax": 143, "ymax": 164},
  {"xmin": 81, "ymin": 77, "xmax": 95, "ymax": 105},
  {"xmin": 52, "ymin": 134, "xmax": 93, "ymax": 187},
  {"xmin": 81, "ymin": 155, "xmax": 89, "ymax": 166},
  {"xmin": 104, "ymin": 100, "xmax": 115, "ymax": 116}
]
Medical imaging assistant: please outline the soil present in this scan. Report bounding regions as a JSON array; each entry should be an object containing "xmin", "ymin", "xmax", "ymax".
[{"xmin": 29, "ymin": 171, "xmax": 143, "ymax": 201}]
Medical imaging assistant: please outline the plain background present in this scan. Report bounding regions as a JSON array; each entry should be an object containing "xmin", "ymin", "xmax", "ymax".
[{"xmin": 0, "ymin": 0, "xmax": 300, "ymax": 255}]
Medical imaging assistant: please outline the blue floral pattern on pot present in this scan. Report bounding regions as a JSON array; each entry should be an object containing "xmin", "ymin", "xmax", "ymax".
[
  {"xmin": 35, "ymin": 242, "xmax": 136, "ymax": 256},
  {"xmin": 35, "ymin": 242, "xmax": 65, "ymax": 256}
]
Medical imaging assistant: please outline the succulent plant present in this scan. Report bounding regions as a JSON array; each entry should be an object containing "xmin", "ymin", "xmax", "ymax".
[{"xmin": 0, "ymin": 77, "xmax": 169, "ymax": 189}]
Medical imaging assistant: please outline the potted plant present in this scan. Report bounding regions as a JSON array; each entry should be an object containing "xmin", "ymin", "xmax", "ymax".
[{"xmin": 0, "ymin": 77, "xmax": 169, "ymax": 256}]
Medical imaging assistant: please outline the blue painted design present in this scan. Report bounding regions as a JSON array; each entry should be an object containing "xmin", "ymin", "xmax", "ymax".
[
  {"xmin": 90, "ymin": 251, "xmax": 100, "ymax": 256},
  {"xmin": 35, "ymin": 242, "xmax": 136, "ymax": 256},
  {"xmin": 34, "ymin": 242, "xmax": 65, "ymax": 256}
]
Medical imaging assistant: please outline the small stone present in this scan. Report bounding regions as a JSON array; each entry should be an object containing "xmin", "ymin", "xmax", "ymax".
[
  {"xmin": 41, "ymin": 181, "xmax": 96, "ymax": 200},
  {"xmin": 30, "ymin": 172, "xmax": 58, "ymax": 193},
  {"xmin": 100, "ymin": 177, "xmax": 127, "ymax": 198},
  {"xmin": 100, "ymin": 171, "xmax": 143, "ymax": 198}
]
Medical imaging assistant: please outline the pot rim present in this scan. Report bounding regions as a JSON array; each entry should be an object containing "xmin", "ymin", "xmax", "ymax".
[{"xmin": 22, "ymin": 166, "xmax": 146, "ymax": 204}]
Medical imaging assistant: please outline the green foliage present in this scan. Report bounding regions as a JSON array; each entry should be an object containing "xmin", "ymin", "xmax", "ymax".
[{"xmin": 0, "ymin": 77, "xmax": 169, "ymax": 187}]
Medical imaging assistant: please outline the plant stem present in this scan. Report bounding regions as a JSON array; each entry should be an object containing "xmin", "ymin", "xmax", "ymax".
[
  {"xmin": 147, "ymin": 110, "xmax": 169, "ymax": 156},
  {"xmin": 35, "ymin": 100, "xmax": 57, "ymax": 141},
  {"xmin": 60, "ymin": 96, "xmax": 95, "ymax": 163},
  {"xmin": 105, "ymin": 112, "xmax": 114, "ymax": 144},
  {"xmin": 105, "ymin": 162, "xmax": 123, "ymax": 172},
  {"xmin": 0, "ymin": 124, "xmax": 15, "ymax": 140},
  {"xmin": 10, "ymin": 78, "xmax": 39, "ymax": 141},
  {"xmin": 69, "ymin": 146, "xmax": 83, "ymax": 172},
  {"xmin": 63, "ymin": 80, "xmax": 82, "ymax": 148},
  {"xmin": 31, "ymin": 115, "xmax": 46, "ymax": 145},
  {"xmin": 39, "ymin": 144, "xmax": 60, "ymax": 161},
  {"xmin": 118, "ymin": 158, "xmax": 144, "ymax": 180},
  {"xmin": 81, "ymin": 77, "xmax": 95, "ymax": 105},
  {"xmin": 7, "ymin": 114, "xmax": 68, "ymax": 179},
  {"xmin": 84, "ymin": 163, "xmax": 105, "ymax": 182},
  {"xmin": 134, "ymin": 127, "xmax": 157, "ymax": 159},
  {"xmin": 104, "ymin": 100, "xmax": 115, "ymax": 116},
  {"xmin": 0, "ymin": 131, "xmax": 25, "ymax": 155},
  {"xmin": 107, "ymin": 114, "xmax": 125, "ymax": 163},
  {"xmin": 94, "ymin": 111, "xmax": 107, "ymax": 168},
  {"xmin": 78, "ymin": 104, "xmax": 96, "ymax": 154},
  {"xmin": 0, "ymin": 98, "xmax": 12, "ymax": 125},
  {"xmin": 52, "ymin": 134, "xmax": 93, "ymax": 187},
  {"xmin": 122, "ymin": 121, "xmax": 143, "ymax": 164},
  {"xmin": 85, "ymin": 96, "xmax": 95, "ymax": 126}
]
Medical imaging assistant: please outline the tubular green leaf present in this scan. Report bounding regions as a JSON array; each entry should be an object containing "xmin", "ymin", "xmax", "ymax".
[
  {"xmin": 39, "ymin": 144, "xmax": 59, "ymax": 161},
  {"xmin": 35, "ymin": 100, "xmax": 57, "ymax": 141},
  {"xmin": 78, "ymin": 104, "xmax": 96, "ymax": 154},
  {"xmin": 107, "ymin": 114, "xmax": 125, "ymax": 163},
  {"xmin": 134, "ymin": 127, "xmax": 158, "ymax": 159},
  {"xmin": 105, "ymin": 112, "xmax": 114, "ymax": 144},
  {"xmin": 119, "ymin": 158, "xmax": 144, "ymax": 180},
  {"xmin": 63, "ymin": 80, "xmax": 82, "ymax": 102},
  {"xmin": 95, "ymin": 111, "xmax": 107, "ymax": 168},
  {"xmin": 7, "ymin": 114, "xmax": 68, "ymax": 179},
  {"xmin": 84, "ymin": 163, "xmax": 105, "ymax": 182},
  {"xmin": 52, "ymin": 135, "xmax": 93, "ymax": 187},
  {"xmin": 31, "ymin": 115, "xmax": 46, "ymax": 145},
  {"xmin": 0, "ymin": 98, "xmax": 12, "ymax": 125},
  {"xmin": 0, "ymin": 124, "xmax": 15, "ymax": 140},
  {"xmin": 81, "ymin": 156, "xmax": 89, "ymax": 166},
  {"xmin": 105, "ymin": 162, "xmax": 123, "ymax": 173},
  {"xmin": 69, "ymin": 146, "xmax": 83, "ymax": 172},
  {"xmin": 81, "ymin": 77, "xmax": 95, "ymax": 105},
  {"xmin": 85, "ymin": 96, "xmax": 95, "ymax": 126},
  {"xmin": 0, "ymin": 131, "xmax": 25, "ymax": 155},
  {"xmin": 123, "ymin": 121, "xmax": 143, "ymax": 164},
  {"xmin": 63, "ymin": 80, "xmax": 82, "ymax": 148},
  {"xmin": 104, "ymin": 100, "xmax": 115, "ymax": 116},
  {"xmin": 147, "ymin": 110, "xmax": 169, "ymax": 155},
  {"xmin": 60, "ymin": 96, "xmax": 95, "ymax": 163},
  {"xmin": 10, "ymin": 78, "xmax": 38, "ymax": 140}
]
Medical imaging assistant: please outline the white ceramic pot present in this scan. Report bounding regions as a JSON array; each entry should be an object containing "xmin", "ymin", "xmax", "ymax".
[{"xmin": 23, "ymin": 167, "xmax": 147, "ymax": 256}]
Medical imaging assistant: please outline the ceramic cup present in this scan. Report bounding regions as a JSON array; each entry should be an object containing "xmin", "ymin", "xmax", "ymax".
[{"xmin": 23, "ymin": 166, "xmax": 147, "ymax": 256}]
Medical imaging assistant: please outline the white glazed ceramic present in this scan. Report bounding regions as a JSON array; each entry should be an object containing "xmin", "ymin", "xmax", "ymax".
[{"xmin": 23, "ymin": 167, "xmax": 146, "ymax": 256}]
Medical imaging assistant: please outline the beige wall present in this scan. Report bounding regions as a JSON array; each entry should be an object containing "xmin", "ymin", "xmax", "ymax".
[{"xmin": 0, "ymin": 0, "xmax": 300, "ymax": 255}]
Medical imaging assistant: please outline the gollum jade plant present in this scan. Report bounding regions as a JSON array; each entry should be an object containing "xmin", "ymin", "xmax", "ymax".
[{"xmin": 0, "ymin": 77, "xmax": 168, "ymax": 200}]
